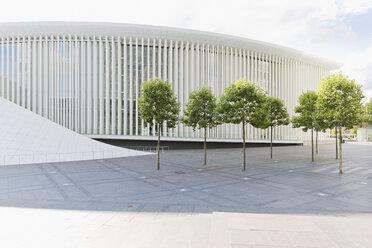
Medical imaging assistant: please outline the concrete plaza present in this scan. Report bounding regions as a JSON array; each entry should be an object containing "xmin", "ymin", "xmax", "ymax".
[{"xmin": 0, "ymin": 142, "xmax": 371, "ymax": 247}]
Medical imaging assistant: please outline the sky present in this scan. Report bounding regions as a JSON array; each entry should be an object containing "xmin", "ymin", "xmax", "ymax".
[{"xmin": 1, "ymin": 0, "xmax": 371, "ymax": 101}]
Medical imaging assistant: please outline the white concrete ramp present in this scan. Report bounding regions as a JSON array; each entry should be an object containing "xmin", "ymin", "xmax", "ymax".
[{"xmin": 0, "ymin": 97, "xmax": 151, "ymax": 165}]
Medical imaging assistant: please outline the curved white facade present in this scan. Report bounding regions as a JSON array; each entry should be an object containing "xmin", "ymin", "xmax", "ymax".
[{"xmin": 0, "ymin": 22, "xmax": 339, "ymax": 142}]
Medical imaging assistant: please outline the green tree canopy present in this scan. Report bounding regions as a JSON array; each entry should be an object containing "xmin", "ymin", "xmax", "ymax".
[
  {"xmin": 292, "ymin": 91, "xmax": 318, "ymax": 162},
  {"xmin": 366, "ymin": 97, "xmax": 372, "ymax": 114},
  {"xmin": 363, "ymin": 97, "xmax": 372, "ymax": 125},
  {"xmin": 217, "ymin": 78, "xmax": 266, "ymax": 170},
  {"xmin": 251, "ymin": 96, "xmax": 290, "ymax": 159},
  {"xmin": 183, "ymin": 87, "xmax": 219, "ymax": 165},
  {"xmin": 317, "ymin": 73, "xmax": 364, "ymax": 173},
  {"xmin": 183, "ymin": 87, "xmax": 219, "ymax": 130},
  {"xmin": 318, "ymin": 74, "xmax": 364, "ymax": 129},
  {"xmin": 138, "ymin": 78, "xmax": 180, "ymax": 170}
]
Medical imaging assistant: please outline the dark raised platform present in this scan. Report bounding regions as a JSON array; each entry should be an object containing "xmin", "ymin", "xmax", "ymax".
[{"xmin": 93, "ymin": 137, "xmax": 302, "ymax": 150}]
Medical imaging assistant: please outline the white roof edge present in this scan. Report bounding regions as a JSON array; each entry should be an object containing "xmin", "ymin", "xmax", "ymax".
[{"xmin": 0, "ymin": 22, "xmax": 341, "ymax": 70}]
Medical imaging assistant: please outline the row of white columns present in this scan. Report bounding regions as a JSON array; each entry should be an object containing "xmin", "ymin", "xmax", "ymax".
[{"xmin": 0, "ymin": 36, "xmax": 330, "ymax": 141}]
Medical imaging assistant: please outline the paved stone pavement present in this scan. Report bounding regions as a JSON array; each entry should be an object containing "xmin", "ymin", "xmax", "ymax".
[{"xmin": 0, "ymin": 142, "xmax": 371, "ymax": 247}]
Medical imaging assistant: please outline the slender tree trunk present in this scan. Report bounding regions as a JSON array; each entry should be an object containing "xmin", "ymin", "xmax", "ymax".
[
  {"xmin": 204, "ymin": 127, "xmax": 207, "ymax": 165},
  {"xmin": 157, "ymin": 123, "xmax": 161, "ymax": 170},
  {"xmin": 243, "ymin": 121, "xmax": 246, "ymax": 171},
  {"xmin": 339, "ymin": 126, "xmax": 343, "ymax": 174},
  {"xmin": 311, "ymin": 127, "xmax": 314, "ymax": 162},
  {"xmin": 270, "ymin": 126, "xmax": 273, "ymax": 159},
  {"xmin": 316, "ymin": 131, "xmax": 318, "ymax": 154},
  {"xmin": 335, "ymin": 127, "xmax": 338, "ymax": 159}
]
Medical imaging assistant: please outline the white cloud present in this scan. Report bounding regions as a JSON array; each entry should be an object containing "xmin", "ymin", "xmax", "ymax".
[
  {"xmin": 340, "ymin": 0, "xmax": 372, "ymax": 15},
  {"xmin": 341, "ymin": 44, "xmax": 372, "ymax": 101},
  {"xmin": 0, "ymin": 0, "xmax": 371, "ymax": 97},
  {"xmin": 0, "ymin": 0, "xmax": 367, "ymax": 48}
]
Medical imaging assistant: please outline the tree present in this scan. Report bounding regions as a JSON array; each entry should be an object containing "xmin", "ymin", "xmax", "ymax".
[
  {"xmin": 217, "ymin": 79, "xmax": 266, "ymax": 171},
  {"xmin": 318, "ymin": 73, "xmax": 364, "ymax": 173},
  {"xmin": 362, "ymin": 98, "xmax": 372, "ymax": 126},
  {"xmin": 292, "ymin": 91, "xmax": 318, "ymax": 162},
  {"xmin": 183, "ymin": 87, "xmax": 219, "ymax": 165},
  {"xmin": 138, "ymin": 78, "xmax": 180, "ymax": 170},
  {"xmin": 250, "ymin": 96, "xmax": 290, "ymax": 159}
]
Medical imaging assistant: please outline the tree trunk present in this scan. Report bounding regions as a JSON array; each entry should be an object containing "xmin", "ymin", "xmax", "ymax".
[
  {"xmin": 243, "ymin": 121, "xmax": 246, "ymax": 171},
  {"xmin": 270, "ymin": 126, "xmax": 273, "ymax": 159},
  {"xmin": 204, "ymin": 127, "xmax": 207, "ymax": 165},
  {"xmin": 335, "ymin": 127, "xmax": 338, "ymax": 159},
  {"xmin": 316, "ymin": 131, "xmax": 318, "ymax": 154},
  {"xmin": 157, "ymin": 123, "xmax": 161, "ymax": 170},
  {"xmin": 339, "ymin": 126, "xmax": 343, "ymax": 174},
  {"xmin": 311, "ymin": 127, "xmax": 314, "ymax": 162}
]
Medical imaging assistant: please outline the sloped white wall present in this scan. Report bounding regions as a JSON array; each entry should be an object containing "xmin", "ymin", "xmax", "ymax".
[{"xmin": 0, "ymin": 97, "xmax": 151, "ymax": 165}]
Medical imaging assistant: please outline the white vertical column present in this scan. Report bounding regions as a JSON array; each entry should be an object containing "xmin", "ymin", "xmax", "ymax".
[
  {"xmin": 158, "ymin": 39, "xmax": 162, "ymax": 79},
  {"xmin": 111, "ymin": 36, "xmax": 117, "ymax": 135},
  {"xmin": 55, "ymin": 36, "xmax": 60, "ymax": 124},
  {"xmin": 152, "ymin": 38, "xmax": 156, "ymax": 136},
  {"xmin": 275, "ymin": 56, "xmax": 278, "ymax": 140},
  {"xmin": 146, "ymin": 38, "xmax": 150, "ymax": 136},
  {"xmin": 81, "ymin": 36, "xmax": 86, "ymax": 133},
  {"xmin": 99, "ymin": 37, "xmax": 104, "ymax": 134},
  {"xmin": 140, "ymin": 37, "xmax": 144, "ymax": 136},
  {"xmin": 44, "ymin": 36, "xmax": 49, "ymax": 119},
  {"xmin": 135, "ymin": 37, "xmax": 138, "ymax": 136},
  {"xmin": 196, "ymin": 43, "xmax": 200, "ymax": 88},
  {"xmin": 138, "ymin": 37, "xmax": 145, "ymax": 136},
  {"xmin": 38, "ymin": 36, "xmax": 43, "ymax": 115},
  {"xmin": 49, "ymin": 37, "xmax": 54, "ymax": 122},
  {"xmin": 129, "ymin": 37, "xmax": 133, "ymax": 135},
  {"xmin": 174, "ymin": 41, "xmax": 178, "ymax": 137},
  {"xmin": 258, "ymin": 52, "xmax": 262, "ymax": 139},
  {"xmin": 206, "ymin": 44, "xmax": 209, "ymax": 87},
  {"xmin": 48, "ymin": 37, "xmax": 53, "ymax": 121},
  {"xmin": 21, "ymin": 37, "xmax": 26, "ymax": 107},
  {"xmin": 68, "ymin": 36, "xmax": 71, "ymax": 128},
  {"xmin": 6, "ymin": 37, "xmax": 10, "ymax": 100},
  {"xmin": 234, "ymin": 48, "xmax": 238, "ymax": 81},
  {"xmin": 87, "ymin": 36, "xmax": 92, "ymax": 133},
  {"xmin": 70, "ymin": 36, "xmax": 75, "ymax": 130},
  {"xmin": 105, "ymin": 36, "xmax": 110, "ymax": 134},
  {"xmin": 168, "ymin": 40, "xmax": 173, "ymax": 137},
  {"xmin": 27, "ymin": 36, "xmax": 31, "ymax": 110},
  {"xmin": 72, "ymin": 36, "xmax": 76, "ymax": 130},
  {"xmin": 179, "ymin": 41, "xmax": 184, "ymax": 137},
  {"xmin": 163, "ymin": 39, "xmax": 167, "ymax": 136},
  {"xmin": 123, "ymin": 37, "xmax": 128, "ymax": 135},
  {"xmin": 75, "ymin": 36, "xmax": 80, "ymax": 132},
  {"xmin": 184, "ymin": 42, "xmax": 189, "ymax": 137},
  {"xmin": 11, "ymin": 36, "xmax": 16, "ymax": 103},
  {"xmin": 62, "ymin": 36, "xmax": 66, "ymax": 128},
  {"xmin": 190, "ymin": 42, "xmax": 195, "ymax": 137},
  {"xmin": 93, "ymin": 36, "xmax": 98, "ymax": 134},
  {"xmin": 197, "ymin": 43, "xmax": 201, "ymax": 139},
  {"xmin": 117, "ymin": 36, "xmax": 122, "ymax": 135}
]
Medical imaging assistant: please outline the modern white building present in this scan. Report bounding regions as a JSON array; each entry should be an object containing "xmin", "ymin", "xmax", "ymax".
[{"xmin": 0, "ymin": 22, "xmax": 340, "ymax": 144}]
